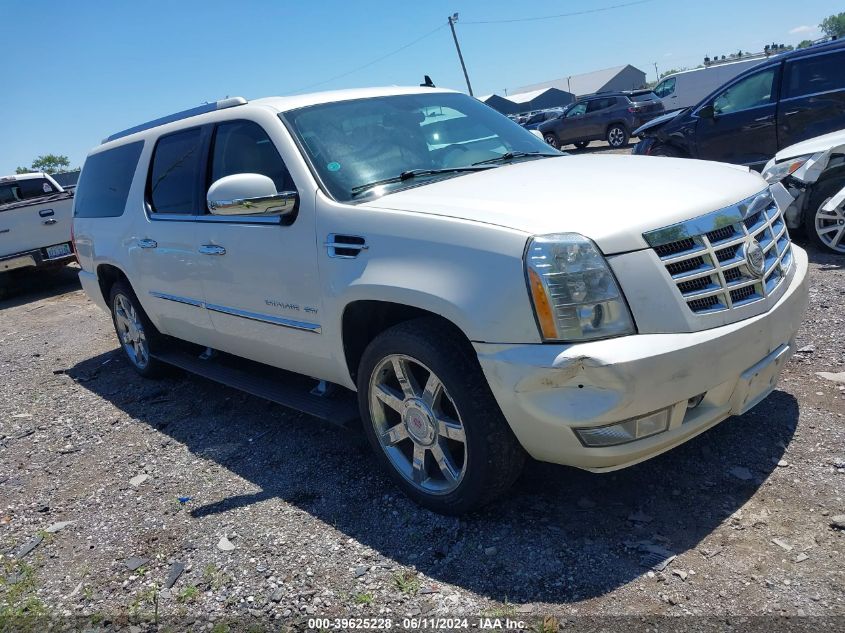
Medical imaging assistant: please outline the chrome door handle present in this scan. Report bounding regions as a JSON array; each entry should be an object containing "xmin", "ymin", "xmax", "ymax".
[
  {"xmin": 42, "ymin": 218, "xmax": 57, "ymax": 225},
  {"xmin": 784, "ymin": 110, "xmax": 801, "ymax": 116},
  {"xmin": 199, "ymin": 244, "xmax": 226, "ymax": 256},
  {"xmin": 138, "ymin": 238, "xmax": 158, "ymax": 249}
]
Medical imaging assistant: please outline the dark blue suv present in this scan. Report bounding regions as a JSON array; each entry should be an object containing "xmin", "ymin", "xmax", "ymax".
[{"xmin": 633, "ymin": 38, "xmax": 845, "ymax": 169}]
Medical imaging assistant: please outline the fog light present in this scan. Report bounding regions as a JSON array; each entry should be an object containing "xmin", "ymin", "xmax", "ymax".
[
  {"xmin": 687, "ymin": 393, "xmax": 705, "ymax": 409},
  {"xmin": 575, "ymin": 408, "xmax": 671, "ymax": 447}
]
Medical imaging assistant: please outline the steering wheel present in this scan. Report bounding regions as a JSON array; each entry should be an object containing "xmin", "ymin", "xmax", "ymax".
[{"xmin": 440, "ymin": 143, "xmax": 469, "ymax": 167}]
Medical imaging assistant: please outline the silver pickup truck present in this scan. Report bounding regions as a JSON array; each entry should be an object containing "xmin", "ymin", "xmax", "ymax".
[{"xmin": 0, "ymin": 172, "xmax": 76, "ymax": 275}]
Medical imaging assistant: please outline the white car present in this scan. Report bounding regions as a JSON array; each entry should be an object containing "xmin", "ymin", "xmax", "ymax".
[
  {"xmin": 763, "ymin": 129, "xmax": 845, "ymax": 255},
  {"xmin": 73, "ymin": 87, "xmax": 809, "ymax": 514},
  {"xmin": 1, "ymin": 172, "xmax": 75, "ymax": 274}
]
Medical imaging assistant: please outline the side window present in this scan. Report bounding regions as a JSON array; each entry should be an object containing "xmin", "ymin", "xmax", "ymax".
[
  {"xmin": 75, "ymin": 141, "xmax": 144, "ymax": 218},
  {"xmin": 149, "ymin": 128, "xmax": 203, "ymax": 214},
  {"xmin": 566, "ymin": 102, "xmax": 587, "ymax": 117},
  {"xmin": 713, "ymin": 68, "xmax": 776, "ymax": 114},
  {"xmin": 654, "ymin": 77, "xmax": 675, "ymax": 98},
  {"xmin": 210, "ymin": 120, "xmax": 294, "ymax": 194},
  {"xmin": 783, "ymin": 51, "xmax": 845, "ymax": 99}
]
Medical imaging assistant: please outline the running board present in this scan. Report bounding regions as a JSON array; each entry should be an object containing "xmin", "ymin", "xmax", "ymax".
[{"xmin": 152, "ymin": 348, "xmax": 359, "ymax": 427}]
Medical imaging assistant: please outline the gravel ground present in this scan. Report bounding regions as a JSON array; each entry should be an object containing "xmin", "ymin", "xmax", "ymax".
[{"xmin": 1, "ymin": 234, "xmax": 844, "ymax": 631}]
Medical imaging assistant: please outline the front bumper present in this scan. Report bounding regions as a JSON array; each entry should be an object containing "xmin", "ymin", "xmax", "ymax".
[{"xmin": 475, "ymin": 246, "xmax": 809, "ymax": 471}]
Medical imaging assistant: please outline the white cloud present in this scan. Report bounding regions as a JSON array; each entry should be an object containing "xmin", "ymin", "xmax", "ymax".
[{"xmin": 789, "ymin": 25, "xmax": 817, "ymax": 35}]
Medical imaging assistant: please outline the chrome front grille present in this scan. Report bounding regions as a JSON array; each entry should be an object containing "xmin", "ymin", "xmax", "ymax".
[{"xmin": 643, "ymin": 190, "xmax": 793, "ymax": 314}]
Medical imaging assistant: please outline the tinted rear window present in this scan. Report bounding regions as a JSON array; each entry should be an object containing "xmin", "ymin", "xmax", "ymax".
[
  {"xmin": 784, "ymin": 50, "xmax": 845, "ymax": 99},
  {"xmin": 0, "ymin": 177, "xmax": 57, "ymax": 204},
  {"xmin": 74, "ymin": 142, "xmax": 144, "ymax": 218},
  {"xmin": 630, "ymin": 92, "xmax": 658, "ymax": 102}
]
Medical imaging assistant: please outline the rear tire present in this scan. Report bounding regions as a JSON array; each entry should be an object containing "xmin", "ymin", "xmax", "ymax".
[
  {"xmin": 573, "ymin": 141, "xmax": 590, "ymax": 150},
  {"xmin": 109, "ymin": 281, "xmax": 165, "ymax": 378},
  {"xmin": 543, "ymin": 133, "xmax": 560, "ymax": 150},
  {"xmin": 357, "ymin": 318, "xmax": 525, "ymax": 515},
  {"xmin": 606, "ymin": 124, "xmax": 629, "ymax": 148}
]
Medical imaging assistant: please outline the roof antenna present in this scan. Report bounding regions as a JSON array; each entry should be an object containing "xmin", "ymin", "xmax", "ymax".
[{"xmin": 420, "ymin": 75, "xmax": 436, "ymax": 88}]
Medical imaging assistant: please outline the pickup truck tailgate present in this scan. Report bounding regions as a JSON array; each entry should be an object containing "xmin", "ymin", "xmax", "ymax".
[{"xmin": 0, "ymin": 193, "xmax": 74, "ymax": 260}]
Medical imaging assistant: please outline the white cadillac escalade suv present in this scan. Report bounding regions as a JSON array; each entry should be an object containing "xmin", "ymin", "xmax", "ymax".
[{"xmin": 73, "ymin": 87, "xmax": 809, "ymax": 514}]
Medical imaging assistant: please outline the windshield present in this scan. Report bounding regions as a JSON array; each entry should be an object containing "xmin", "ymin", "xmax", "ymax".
[{"xmin": 282, "ymin": 92, "xmax": 558, "ymax": 202}]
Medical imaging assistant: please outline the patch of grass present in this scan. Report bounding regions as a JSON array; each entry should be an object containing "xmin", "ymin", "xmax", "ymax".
[
  {"xmin": 202, "ymin": 563, "xmax": 229, "ymax": 591},
  {"xmin": 177, "ymin": 585, "xmax": 199, "ymax": 604},
  {"xmin": 392, "ymin": 571, "xmax": 420, "ymax": 595},
  {"xmin": 210, "ymin": 623, "xmax": 230, "ymax": 633},
  {"xmin": 0, "ymin": 560, "xmax": 46, "ymax": 629},
  {"xmin": 537, "ymin": 615, "xmax": 559, "ymax": 633},
  {"xmin": 353, "ymin": 592, "xmax": 373, "ymax": 605},
  {"xmin": 485, "ymin": 600, "xmax": 516, "ymax": 619}
]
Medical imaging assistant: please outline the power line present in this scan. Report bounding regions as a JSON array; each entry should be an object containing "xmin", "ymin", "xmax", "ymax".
[
  {"xmin": 462, "ymin": 0, "xmax": 652, "ymax": 25},
  {"xmin": 292, "ymin": 24, "xmax": 447, "ymax": 92}
]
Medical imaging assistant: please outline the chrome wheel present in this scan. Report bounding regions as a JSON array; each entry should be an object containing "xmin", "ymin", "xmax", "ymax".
[
  {"xmin": 369, "ymin": 354, "xmax": 467, "ymax": 495},
  {"xmin": 114, "ymin": 294, "xmax": 149, "ymax": 369},
  {"xmin": 544, "ymin": 134, "xmax": 559, "ymax": 149},
  {"xmin": 608, "ymin": 126, "xmax": 626, "ymax": 147},
  {"xmin": 815, "ymin": 198, "xmax": 845, "ymax": 254}
]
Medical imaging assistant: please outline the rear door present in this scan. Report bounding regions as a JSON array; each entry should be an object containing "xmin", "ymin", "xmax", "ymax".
[
  {"xmin": 778, "ymin": 48, "xmax": 845, "ymax": 148},
  {"xmin": 128, "ymin": 126, "xmax": 216, "ymax": 345},
  {"xmin": 694, "ymin": 65, "xmax": 780, "ymax": 167},
  {"xmin": 0, "ymin": 176, "xmax": 73, "ymax": 260},
  {"xmin": 584, "ymin": 97, "xmax": 614, "ymax": 138}
]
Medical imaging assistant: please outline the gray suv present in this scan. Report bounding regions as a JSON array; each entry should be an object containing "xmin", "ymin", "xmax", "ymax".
[{"xmin": 538, "ymin": 91, "xmax": 664, "ymax": 150}]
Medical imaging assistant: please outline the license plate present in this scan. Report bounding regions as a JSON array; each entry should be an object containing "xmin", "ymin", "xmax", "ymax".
[
  {"xmin": 46, "ymin": 243, "xmax": 71, "ymax": 259},
  {"xmin": 732, "ymin": 344, "xmax": 791, "ymax": 414}
]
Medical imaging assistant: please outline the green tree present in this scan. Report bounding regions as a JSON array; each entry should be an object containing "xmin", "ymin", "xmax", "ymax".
[
  {"xmin": 797, "ymin": 39, "xmax": 814, "ymax": 48},
  {"xmin": 16, "ymin": 154, "xmax": 71, "ymax": 175},
  {"xmin": 820, "ymin": 12, "xmax": 845, "ymax": 38}
]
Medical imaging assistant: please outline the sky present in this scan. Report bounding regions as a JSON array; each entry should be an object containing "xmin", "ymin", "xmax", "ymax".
[{"xmin": 0, "ymin": 0, "xmax": 841, "ymax": 174}]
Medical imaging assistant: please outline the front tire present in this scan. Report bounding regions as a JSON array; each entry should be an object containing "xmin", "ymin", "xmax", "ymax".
[
  {"xmin": 543, "ymin": 132, "xmax": 560, "ymax": 150},
  {"xmin": 357, "ymin": 318, "xmax": 525, "ymax": 515},
  {"xmin": 109, "ymin": 281, "xmax": 164, "ymax": 378},
  {"xmin": 805, "ymin": 179, "xmax": 845, "ymax": 255},
  {"xmin": 606, "ymin": 124, "xmax": 629, "ymax": 148},
  {"xmin": 649, "ymin": 143, "xmax": 683, "ymax": 158}
]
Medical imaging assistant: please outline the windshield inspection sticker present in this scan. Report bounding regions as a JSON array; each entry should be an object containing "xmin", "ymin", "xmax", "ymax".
[{"xmin": 327, "ymin": 161, "xmax": 341, "ymax": 172}]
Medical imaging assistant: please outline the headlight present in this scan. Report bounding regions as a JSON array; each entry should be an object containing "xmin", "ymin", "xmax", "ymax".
[
  {"xmin": 762, "ymin": 154, "xmax": 812, "ymax": 184},
  {"xmin": 525, "ymin": 233, "xmax": 635, "ymax": 341}
]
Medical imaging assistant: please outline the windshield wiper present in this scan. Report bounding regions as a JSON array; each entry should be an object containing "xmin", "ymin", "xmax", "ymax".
[
  {"xmin": 471, "ymin": 150, "xmax": 560, "ymax": 166},
  {"xmin": 350, "ymin": 166, "xmax": 493, "ymax": 196}
]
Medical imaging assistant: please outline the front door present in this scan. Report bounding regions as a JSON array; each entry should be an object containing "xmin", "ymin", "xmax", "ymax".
[
  {"xmin": 694, "ymin": 66, "xmax": 780, "ymax": 167},
  {"xmin": 193, "ymin": 118, "xmax": 331, "ymax": 379},
  {"xmin": 779, "ymin": 49, "xmax": 845, "ymax": 148},
  {"xmin": 557, "ymin": 101, "xmax": 588, "ymax": 143}
]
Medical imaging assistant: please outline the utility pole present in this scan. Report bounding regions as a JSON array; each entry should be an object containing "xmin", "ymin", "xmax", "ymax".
[
  {"xmin": 448, "ymin": 13, "xmax": 474, "ymax": 96},
  {"xmin": 653, "ymin": 62, "xmax": 659, "ymax": 83}
]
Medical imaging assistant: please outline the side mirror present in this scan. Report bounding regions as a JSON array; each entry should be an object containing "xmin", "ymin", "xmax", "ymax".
[
  {"xmin": 698, "ymin": 104, "xmax": 715, "ymax": 119},
  {"xmin": 207, "ymin": 173, "xmax": 297, "ymax": 217}
]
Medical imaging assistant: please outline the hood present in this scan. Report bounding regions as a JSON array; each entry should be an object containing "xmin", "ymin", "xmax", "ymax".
[
  {"xmin": 364, "ymin": 154, "xmax": 765, "ymax": 254},
  {"xmin": 773, "ymin": 128, "xmax": 845, "ymax": 162},
  {"xmin": 633, "ymin": 109, "xmax": 684, "ymax": 136}
]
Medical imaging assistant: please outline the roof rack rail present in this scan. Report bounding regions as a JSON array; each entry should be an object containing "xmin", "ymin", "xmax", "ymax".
[{"xmin": 102, "ymin": 97, "xmax": 248, "ymax": 143}]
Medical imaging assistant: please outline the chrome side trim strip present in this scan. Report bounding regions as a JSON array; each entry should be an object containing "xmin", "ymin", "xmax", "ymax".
[
  {"xmin": 149, "ymin": 291, "xmax": 204, "ymax": 307},
  {"xmin": 148, "ymin": 213, "xmax": 283, "ymax": 225},
  {"xmin": 148, "ymin": 291, "xmax": 321, "ymax": 333},
  {"xmin": 205, "ymin": 303, "xmax": 321, "ymax": 333}
]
